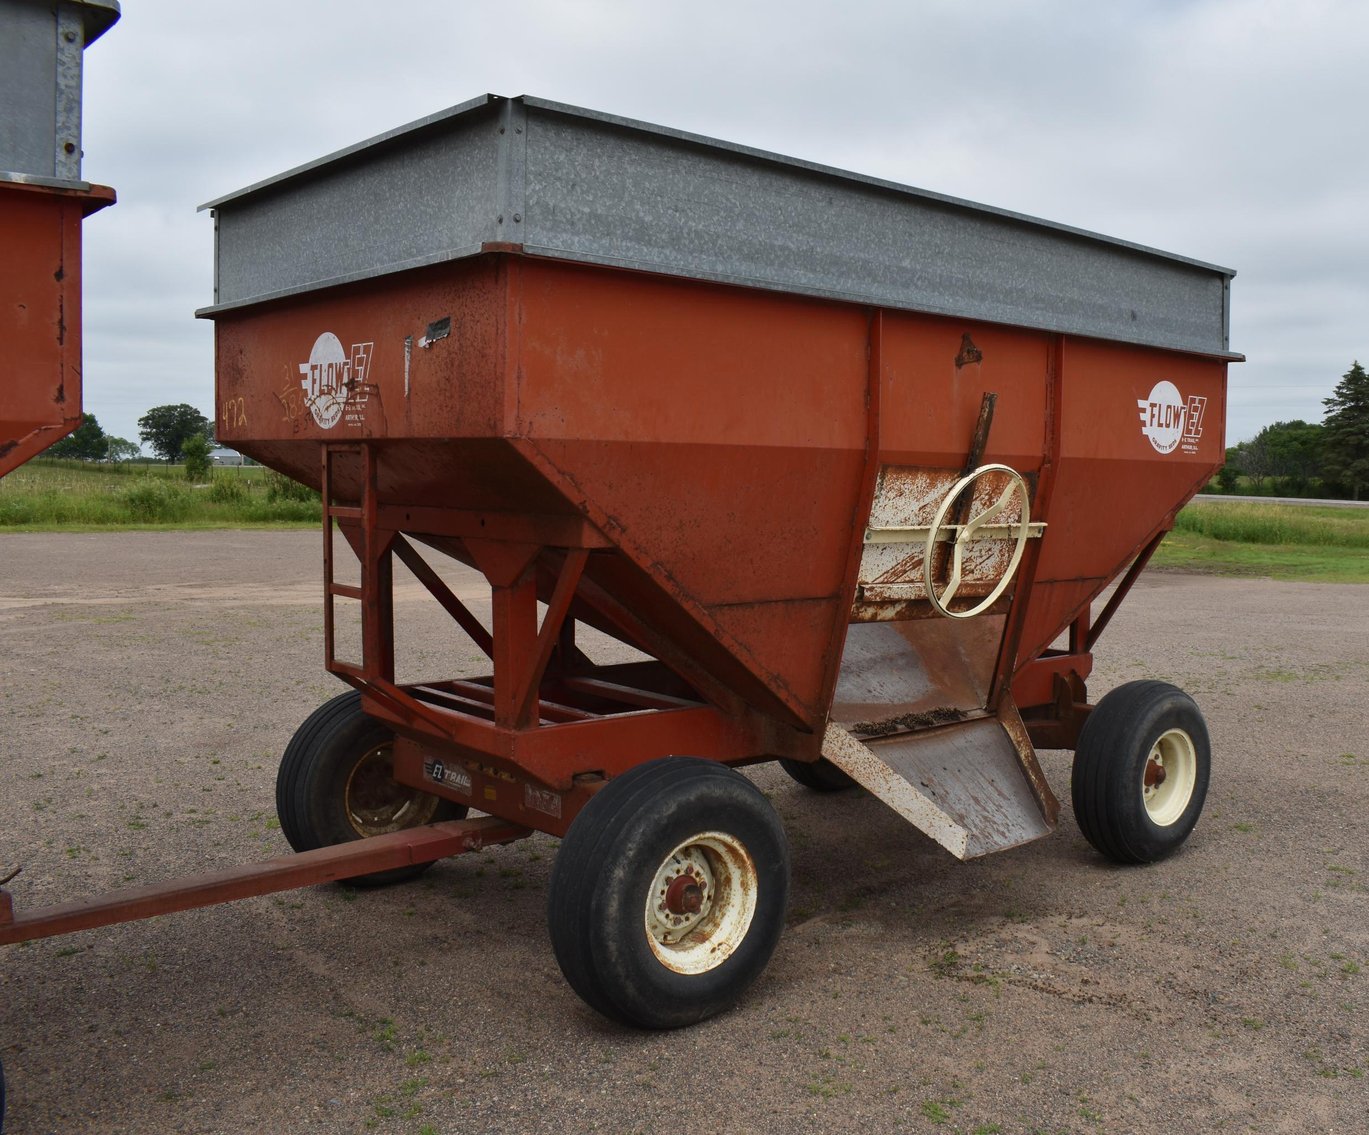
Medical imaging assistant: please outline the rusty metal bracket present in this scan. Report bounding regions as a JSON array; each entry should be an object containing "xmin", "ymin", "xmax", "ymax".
[
  {"xmin": 1021, "ymin": 670, "xmax": 1092, "ymax": 751},
  {"xmin": 956, "ymin": 390, "xmax": 997, "ymax": 515}
]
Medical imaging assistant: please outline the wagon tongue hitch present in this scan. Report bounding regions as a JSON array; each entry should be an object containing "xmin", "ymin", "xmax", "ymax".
[{"xmin": 0, "ymin": 819, "xmax": 529, "ymax": 946}]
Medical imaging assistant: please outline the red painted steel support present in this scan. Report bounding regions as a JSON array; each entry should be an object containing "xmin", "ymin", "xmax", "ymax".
[
  {"xmin": 513, "ymin": 549, "xmax": 589, "ymax": 728},
  {"xmin": 1069, "ymin": 608, "xmax": 1089, "ymax": 656},
  {"xmin": 361, "ymin": 443, "xmax": 396, "ymax": 683},
  {"xmin": 0, "ymin": 818, "xmax": 529, "ymax": 946},
  {"xmin": 1086, "ymin": 529, "xmax": 1168, "ymax": 653},
  {"xmin": 310, "ymin": 434, "xmax": 780, "ymax": 797},
  {"xmin": 992, "ymin": 334, "xmax": 1065, "ymax": 710},
  {"xmin": 491, "ymin": 572, "xmax": 540, "ymax": 729},
  {"xmin": 321, "ymin": 443, "xmax": 356, "ymax": 676},
  {"xmin": 392, "ymin": 535, "xmax": 494, "ymax": 659}
]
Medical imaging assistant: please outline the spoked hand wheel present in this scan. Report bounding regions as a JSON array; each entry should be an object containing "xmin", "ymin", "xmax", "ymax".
[{"xmin": 923, "ymin": 463, "xmax": 1033, "ymax": 619}]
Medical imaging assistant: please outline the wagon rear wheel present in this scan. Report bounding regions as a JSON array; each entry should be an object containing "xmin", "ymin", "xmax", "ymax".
[
  {"xmin": 276, "ymin": 691, "xmax": 466, "ymax": 886},
  {"xmin": 779, "ymin": 757, "xmax": 856, "ymax": 793},
  {"xmin": 1071, "ymin": 680, "xmax": 1211, "ymax": 864},
  {"xmin": 548, "ymin": 757, "xmax": 789, "ymax": 1028}
]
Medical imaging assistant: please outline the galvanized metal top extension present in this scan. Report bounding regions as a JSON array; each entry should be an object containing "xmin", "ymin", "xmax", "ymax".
[
  {"xmin": 0, "ymin": 0, "xmax": 121, "ymax": 186},
  {"xmin": 199, "ymin": 94, "xmax": 1238, "ymax": 358}
]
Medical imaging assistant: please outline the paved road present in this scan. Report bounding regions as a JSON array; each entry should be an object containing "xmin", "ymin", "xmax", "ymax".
[{"xmin": 1194, "ymin": 493, "xmax": 1369, "ymax": 508}]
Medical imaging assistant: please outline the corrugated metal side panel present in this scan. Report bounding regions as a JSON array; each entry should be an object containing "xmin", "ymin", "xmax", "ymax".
[
  {"xmin": 210, "ymin": 112, "xmax": 502, "ymax": 309},
  {"xmin": 0, "ymin": 1, "xmax": 60, "ymax": 177},
  {"xmin": 0, "ymin": 0, "xmax": 116, "ymax": 182},
  {"xmin": 202, "ymin": 95, "xmax": 1233, "ymax": 359},
  {"xmin": 520, "ymin": 106, "xmax": 1230, "ymax": 356}
]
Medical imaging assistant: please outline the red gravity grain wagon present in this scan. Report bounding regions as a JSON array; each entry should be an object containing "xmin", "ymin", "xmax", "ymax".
[
  {"xmin": 192, "ymin": 93, "xmax": 1237, "ymax": 1025},
  {"xmin": 2, "ymin": 85, "xmax": 1237, "ymax": 1088}
]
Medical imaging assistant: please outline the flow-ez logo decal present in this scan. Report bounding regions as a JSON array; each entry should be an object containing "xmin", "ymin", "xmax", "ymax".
[
  {"xmin": 1137, "ymin": 381, "xmax": 1207, "ymax": 455},
  {"xmin": 298, "ymin": 332, "xmax": 374, "ymax": 429}
]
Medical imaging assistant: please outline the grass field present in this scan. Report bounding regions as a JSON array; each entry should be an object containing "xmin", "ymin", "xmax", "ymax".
[
  {"xmin": 1153, "ymin": 500, "xmax": 1369, "ymax": 583},
  {"xmin": 0, "ymin": 458, "xmax": 320, "ymax": 529}
]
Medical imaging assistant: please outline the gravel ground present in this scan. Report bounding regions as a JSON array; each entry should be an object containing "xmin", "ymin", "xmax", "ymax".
[{"xmin": 1, "ymin": 531, "xmax": 1366, "ymax": 1135}]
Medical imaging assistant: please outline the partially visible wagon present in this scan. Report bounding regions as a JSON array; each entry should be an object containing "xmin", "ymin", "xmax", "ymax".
[{"xmin": 0, "ymin": 0, "xmax": 118, "ymax": 479}]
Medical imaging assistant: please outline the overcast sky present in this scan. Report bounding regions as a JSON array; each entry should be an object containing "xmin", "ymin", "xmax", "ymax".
[{"xmin": 72, "ymin": 0, "xmax": 1368, "ymax": 449}]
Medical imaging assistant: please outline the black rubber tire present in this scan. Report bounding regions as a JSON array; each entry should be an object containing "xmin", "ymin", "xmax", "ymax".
[
  {"xmin": 275, "ymin": 690, "xmax": 466, "ymax": 886},
  {"xmin": 1071, "ymin": 680, "xmax": 1211, "ymax": 865},
  {"xmin": 547, "ymin": 757, "xmax": 789, "ymax": 1029},
  {"xmin": 779, "ymin": 757, "xmax": 856, "ymax": 792}
]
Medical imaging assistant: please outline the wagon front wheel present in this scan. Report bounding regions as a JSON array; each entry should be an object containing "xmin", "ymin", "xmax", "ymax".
[
  {"xmin": 276, "ymin": 691, "xmax": 467, "ymax": 886},
  {"xmin": 548, "ymin": 757, "xmax": 789, "ymax": 1028},
  {"xmin": 1071, "ymin": 680, "xmax": 1211, "ymax": 864}
]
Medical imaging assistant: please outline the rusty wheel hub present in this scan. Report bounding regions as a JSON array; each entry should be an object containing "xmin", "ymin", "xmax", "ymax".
[{"xmin": 664, "ymin": 872, "xmax": 705, "ymax": 916}]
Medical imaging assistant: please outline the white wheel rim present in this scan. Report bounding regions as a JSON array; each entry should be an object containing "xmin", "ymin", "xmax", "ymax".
[
  {"xmin": 343, "ymin": 742, "xmax": 440, "ymax": 837},
  {"xmin": 1142, "ymin": 728, "xmax": 1199, "ymax": 826},
  {"xmin": 644, "ymin": 832, "xmax": 758, "ymax": 975}
]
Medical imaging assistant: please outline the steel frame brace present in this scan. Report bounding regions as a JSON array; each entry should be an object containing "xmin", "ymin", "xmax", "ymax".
[{"xmin": 318, "ymin": 442, "xmax": 783, "ymax": 805}]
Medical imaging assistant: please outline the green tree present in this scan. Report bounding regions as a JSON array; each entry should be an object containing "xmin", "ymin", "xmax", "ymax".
[
  {"xmin": 137, "ymin": 403, "xmax": 212, "ymax": 463},
  {"xmin": 1231, "ymin": 435, "xmax": 1272, "ymax": 490},
  {"xmin": 1213, "ymin": 451, "xmax": 1240, "ymax": 493},
  {"xmin": 104, "ymin": 437, "xmax": 141, "ymax": 462},
  {"xmin": 1322, "ymin": 361, "xmax": 1369, "ymax": 500},
  {"xmin": 1253, "ymin": 419, "xmax": 1324, "ymax": 494},
  {"xmin": 46, "ymin": 413, "xmax": 108, "ymax": 461},
  {"xmin": 181, "ymin": 433, "xmax": 213, "ymax": 482}
]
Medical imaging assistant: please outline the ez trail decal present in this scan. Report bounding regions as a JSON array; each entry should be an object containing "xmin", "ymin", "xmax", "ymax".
[{"xmin": 423, "ymin": 758, "xmax": 472, "ymax": 795}]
